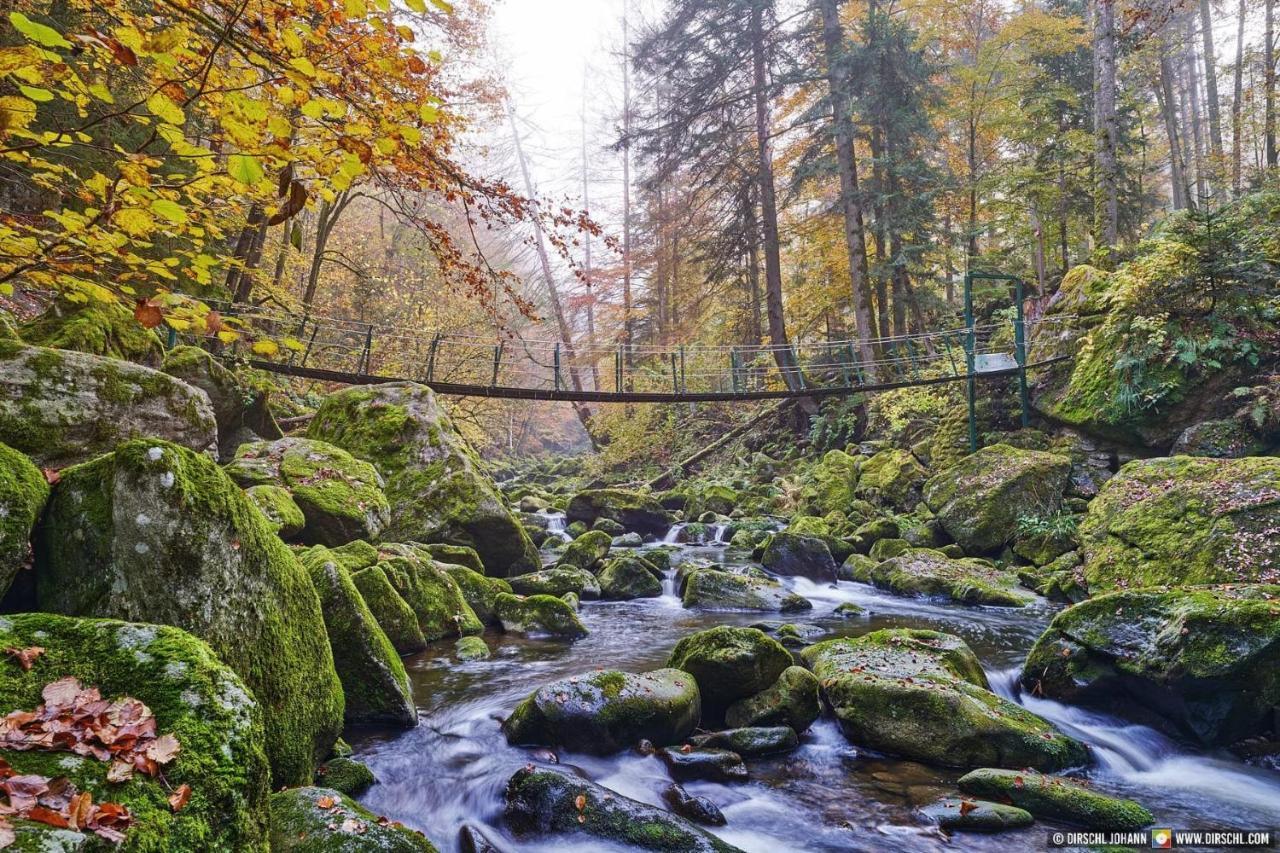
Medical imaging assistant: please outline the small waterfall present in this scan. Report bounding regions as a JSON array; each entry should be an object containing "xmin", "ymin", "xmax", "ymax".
[
  {"xmin": 711, "ymin": 523, "xmax": 729, "ymax": 544},
  {"xmin": 662, "ymin": 523, "xmax": 686, "ymax": 544},
  {"xmin": 541, "ymin": 512, "xmax": 566, "ymax": 534}
]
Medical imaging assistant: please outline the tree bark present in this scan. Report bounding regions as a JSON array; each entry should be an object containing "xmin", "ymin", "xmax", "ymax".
[
  {"xmin": 1268, "ymin": 0, "xmax": 1278, "ymax": 168},
  {"xmin": 1184, "ymin": 19, "xmax": 1208, "ymax": 202},
  {"xmin": 1198, "ymin": 0, "xmax": 1224, "ymax": 171},
  {"xmin": 1157, "ymin": 46, "xmax": 1189, "ymax": 211},
  {"xmin": 819, "ymin": 0, "xmax": 878, "ymax": 380},
  {"xmin": 1232, "ymin": 0, "xmax": 1247, "ymax": 193},
  {"xmin": 1093, "ymin": 0, "xmax": 1119, "ymax": 251},
  {"xmin": 621, "ymin": 0, "xmax": 635, "ymax": 368}
]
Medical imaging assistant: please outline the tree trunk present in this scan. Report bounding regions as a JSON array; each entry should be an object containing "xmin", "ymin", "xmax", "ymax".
[
  {"xmin": 819, "ymin": 0, "xmax": 877, "ymax": 379},
  {"xmin": 1184, "ymin": 20, "xmax": 1208, "ymax": 202},
  {"xmin": 1232, "ymin": 0, "xmax": 1247, "ymax": 193},
  {"xmin": 225, "ymin": 204, "xmax": 264, "ymax": 304},
  {"xmin": 1157, "ymin": 47, "xmax": 1189, "ymax": 211},
  {"xmin": 1268, "ymin": 0, "xmax": 1278, "ymax": 168},
  {"xmin": 1029, "ymin": 195, "xmax": 1047, "ymax": 295},
  {"xmin": 749, "ymin": 0, "xmax": 809, "ymax": 405},
  {"xmin": 1093, "ymin": 0, "xmax": 1119, "ymax": 251},
  {"xmin": 580, "ymin": 67, "xmax": 601, "ymax": 392},
  {"xmin": 621, "ymin": 0, "xmax": 635, "ymax": 368},
  {"xmin": 744, "ymin": 195, "xmax": 763, "ymax": 348},
  {"xmin": 1198, "ymin": 0, "xmax": 1224, "ymax": 171}
]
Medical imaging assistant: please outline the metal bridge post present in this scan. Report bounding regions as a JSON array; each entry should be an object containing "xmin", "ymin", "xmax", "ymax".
[
  {"xmin": 1014, "ymin": 278, "xmax": 1030, "ymax": 428},
  {"xmin": 492, "ymin": 341, "xmax": 504, "ymax": 387},
  {"xmin": 730, "ymin": 349, "xmax": 741, "ymax": 394},
  {"xmin": 942, "ymin": 332, "xmax": 959, "ymax": 376},
  {"xmin": 553, "ymin": 343, "xmax": 562, "ymax": 392},
  {"xmin": 790, "ymin": 346, "xmax": 805, "ymax": 389},
  {"xmin": 615, "ymin": 346, "xmax": 623, "ymax": 393},
  {"xmin": 679, "ymin": 346, "xmax": 686, "ymax": 393},
  {"xmin": 360, "ymin": 324, "xmax": 374, "ymax": 375},
  {"xmin": 670, "ymin": 351, "xmax": 678, "ymax": 394},
  {"xmin": 300, "ymin": 322, "xmax": 320, "ymax": 368},
  {"xmin": 841, "ymin": 342, "xmax": 853, "ymax": 387},
  {"xmin": 426, "ymin": 333, "xmax": 441, "ymax": 383},
  {"xmin": 964, "ymin": 273, "xmax": 978, "ymax": 453}
]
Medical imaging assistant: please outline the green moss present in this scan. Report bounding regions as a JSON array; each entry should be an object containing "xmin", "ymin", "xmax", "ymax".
[
  {"xmin": 800, "ymin": 449, "xmax": 861, "ymax": 515},
  {"xmin": 0, "ymin": 613, "xmax": 270, "ymax": 851},
  {"xmin": 36, "ymin": 440, "xmax": 343, "ymax": 787},
  {"xmin": 508, "ymin": 566, "xmax": 602, "ymax": 599},
  {"xmin": 269, "ymin": 787, "xmax": 437, "ymax": 851},
  {"xmin": 374, "ymin": 546, "xmax": 483, "ymax": 641},
  {"xmin": 350, "ymin": 566, "xmax": 427, "ymax": 654},
  {"xmin": 681, "ymin": 569, "xmax": 812, "ymax": 613},
  {"xmin": 19, "ymin": 299, "xmax": 162, "ymax": 365},
  {"xmin": 419, "ymin": 543, "xmax": 485, "ymax": 574},
  {"xmin": 245, "ymin": 484, "xmax": 305, "ymax": 538},
  {"xmin": 597, "ymin": 556, "xmax": 663, "ymax": 600},
  {"xmin": 559, "ymin": 529, "xmax": 612, "ymax": 570},
  {"xmin": 958, "ymin": 768, "xmax": 1153, "ymax": 830},
  {"xmin": 326, "ymin": 540, "xmax": 380, "ymax": 574},
  {"xmin": 454, "ymin": 635, "xmax": 490, "ymax": 661},
  {"xmin": 441, "ymin": 564, "xmax": 512, "ymax": 625},
  {"xmin": 667, "ymin": 626, "xmax": 791, "ymax": 720},
  {"xmin": 856, "ymin": 449, "xmax": 927, "ymax": 511},
  {"xmin": 494, "ymin": 593, "xmax": 587, "ymax": 638},
  {"xmin": 724, "ymin": 665, "xmax": 820, "ymax": 732},
  {"xmin": 0, "ymin": 442, "xmax": 49, "ymax": 593},
  {"xmin": 315, "ymin": 758, "xmax": 376, "ymax": 798},
  {"xmin": 868, "ymin": 550, "xmax": 1034, "ymax": 607},
  {"xmin": 564, "ymin": 489, "xmax": 672, "ymax": 536}
]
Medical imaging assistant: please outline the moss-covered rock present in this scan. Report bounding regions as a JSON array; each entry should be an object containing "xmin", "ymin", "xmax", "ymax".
[
  {"xmin": 760, "ymin": 532, "xmax": 838, "ymax": 582},
  {"xmin": 801, "ymin": 449, "xmax": 861, "ymax": 515},
  {"xmin": 558, "ymin": 529, "xmax": 612, "ymax": 571},
  {"xmin": 419, "ymin": 543, "xmax": 485, "ymax": 575},
  {"xmin": 326, "ymin": 540, "xmax": 380, "ymax": 573},
  {"xmin": 245, "ymin": 484, "xmax": 305, "ymax": 539},
  {"xmin": 504, "ymin": 767, "xmax": 740, "ymax": 852},
  {"xmin": 920, "ymin": 797, "xmax": 1033, "ymax": 833},
  {"xmin": 0, "ymin": 342, "xmax": 217, "ymax": 468},
  {"xmin": 225, "ymin": 438, "xmax": 389, "ymax": 547},
  {"xmin": 36, "ymin": 439, "xmax": 343, "ymax": 786},
  {"xmin": 315, "ymin": 757, "xmax": 376, "ymax": 798},
  {"xmin": 1079, "ymin": 456, "xmax": 1280, "ymax": 588},
  {"xmin": 667, "ymin": 627, "xmax": 791, "ymax": 721},
  {"xmin": 1171, "ymin": 418, "xmax": 1269, "ymax": 458},
  {"xmin": 374, "ymin": 545, "xmax": 483, "ymax": 641},
  {"xmin": 838, "ymin": 553, "xmax": 878, "ymax": 582},
  {"xmin": 20, "ymin": 298, "xmax": 162, "ymax": 365},
  {"xmin": 0, "ymin": 442, "xmax": 48, "ymax": 596},
  {"xmin": 867, "ymin": 537, "xmax": 910, "ymax": 561},
  {"xmin": 923, "ymin": 444, "xmax": 1072, "ymax": 554},
  {"xmin": 1021, "ymin": 585, "xmax": 1280, "ymax": 746},
  {"xmin": 957, "ymin": 768, "xmax": 1152, "ymax": 830},
  {"xmin": 688, "ymin": 726, "xmax": 798, "ymax": 756},
  {"xmin": 494, "ymin": 593, "xmax": 587, "ymax": 638},
  {"xmin": 161, "ymin": 346, "xmax": 281, "ymax": 460},
  {"xmin": 0, "ymin": 613, "xmax": 270, "ymax": 851},
  {"xmin": 801, "ymin": 630, "xmax": 1087, "ymax": 770},
  {"xmin": 867, "ymin": 550, "xmax": 1034, "ymax": 607},
  {"xmin": 455, "ymin": 636, "xmax": 490, "ymax": 661},
  {"xmin": 300, "ymin": 547, "xmax": 414, "ymax": 727},
  {"xmin": 441, "ymin": 565, "xmax": 512, "ymax": 626},
  {"xmin": 565, "ymin": 489, "xmax": 672, "ymax": 536},
  {"xmin": 508, "ymin": 566, "xmax": 601, "ymax": 600},
  {"xmin": 856, "ymin": 449, "xmax": 927, "ymax": 511},
  {"xmin": 597, "ymin": 555, "xmax": 663, "ymax": 600},
  {"xmin": 350, "ymin": 566, "xmax": 427, "ymax": 654},
  {"xmin": 503, "ymin": 668, "xmax": 699, "ymax": 753},
  {"xmin": 308, "ymin": 382, "xmax": 539, "ymax": 576},
  {"xmin": 681, "ymin": 569, "xmax": 812, "ymax": 613},
  {"xmin": 269, "ymin": 787, "xmax": 437, "ymax": 852},
  {"xmin": 658, "ymin": 747, "xmax": 747, "ymax": 782},
  {"xmin": 723, "ymin": 665, "xmax": 820, "ymax": 732}
]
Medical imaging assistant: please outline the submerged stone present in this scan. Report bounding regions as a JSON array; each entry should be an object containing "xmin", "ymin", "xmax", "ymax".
[
  {"xmin": 688, "ymin": 726, "xmax": 799, "ymax": 756},
  {"xmin": 920, "ymin": 797, "xmax": 1033, "ymax": 833},
  {"xmin": 957, "ymin": 768, "xmax": 1153, "ymax": 830},
  {"xmin": 494, "ymin": 593, "xmax": 587, "ymax": 638},
  {"xmin": 658, "ymin": 747, "xmax": 747, "ymax": 782},
  {"xmin": 662, "ymin": 783, "xmax": 726, "ymax": 826}
]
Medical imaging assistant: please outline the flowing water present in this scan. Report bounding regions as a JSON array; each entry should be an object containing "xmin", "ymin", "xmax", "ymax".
[{"xmin": 349, "ymin": 521, "xmax": 1280, "ymax": 852}]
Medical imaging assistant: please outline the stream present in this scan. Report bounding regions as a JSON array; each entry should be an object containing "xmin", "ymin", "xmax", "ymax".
[{"xmin": 348, "ymin": 517, "xmax": 1280, "ymax": 852}]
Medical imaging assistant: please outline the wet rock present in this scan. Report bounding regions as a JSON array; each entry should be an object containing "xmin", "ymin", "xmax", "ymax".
[
  {"xmin": 614, "ymin": 531, "xmax": 645, "ymax": 547},
  {"xmin": 558, "ymin": 529, "xmax": 612, "ymax": 570},
  {"xmin": 865, "ymin": 550, "xmax": 1034, "ymax": 607},
  {"xmin": 801, "ymin": 629, "xmax": 1087, "ymax": 771},
  {"xmin": 856, "ymin": 448, "xmax": 928, "ymax": 511},
  {"xmin": 504, "ymin": 767, "xmax": 741, "ymax": 852},
  {"xmin": 1021, "ymin": 585, "xmax": 1280, "ymax": 746},
  {"xmin": 834, "ymin": 602, "xmax": 866, "ymax": 617},
  {"xmin": 761, "ymin": 532, "xmax": 838, "ymax": 582},
  {"xmin": 0, "ymin": 442, "xmax": 48, "ymax": 598},
  {"xmin": 455, "ymin": 635, "xmax": 491, "ymax": 661},
  {"xmin": 724, "ymin": 665, "xmax": 820, "ymax": 732},
  {"xmin": 503, "ymin": 668, "xmax": 699, "ymax": 753},
  {"xmin": 1078, "ymin": 455, "xmax": 1280, "ymax": 588},
  {"xmin": 839, "ymin": 553, "xmax": 877, "ymax": 582},
  {"xmin": 316, "ymin": 757, "xmax": 377, "ymax": 797},
  {"xmin": 598, "ymin": 555, "xmax": 663, "ymax": 600},
  {"xmin": 923, "ymin": 444, "xmax": 1072, "ymax": 554},
  {"xmin": 459, "ymin": 823, "xmax": 510, "ymax": 853},
  {"xmin": 376, "ymin": 544, "xmax": 484, "ymax": 640},
  {"xmin": 351, "ymin": 565, "xmax": 428, "ymax": 654},
  {"xmin": 667, "ymin": 626, "xmax": 792, "ymax": 720},
  {"xmin": 270, "ymin": 786, "xmax": 437, "ymax": 851},
  {"xmin": 494, "ymin": 593, "xmax": 588, "ymax": 639},
  {"xmin": 958, "ymin": 768, "xmax": 1153, "ymax": 830},
  {"xmin": 662, "ymin": 783, "xmax": 727, "ymax": 826},
  {"xmin": 592, "ymin": 517, "xmax": 627, "ymax": 535},
  {"xmin": 309, "ymin": 382, "xmax": 540, "ymax": 577},
  {"xmin": 565, "ymin": 488, "xmax": 673, "ymax": 536},
  {"xmin": 443, "ymin": 564, "xmax": 514, "ymax": 625},
  {"xmin": 681, "ymin": 569, "xmax": 812, "ymax": 613},
  {"xmin": 36, "ymin": 439, "xmax": 343, "ymax": 786},
  {"xmin": 920, "ymin": 797, "xmax": 1033, "ymax": 832},
  {"xmin": 659, "ymin": 747, "xmax": 748, "ymax": 782},
  {"xmin": 508, "ymin": 566, "xmax": 601, "ymax": 600},
  {"xmin": 561, "ymin": 591, "xmax": 580, "ymax": 610},
  {"xmin": 0, "ymin": 342, "xmax": 217, "ymax": 468},
  {"xmin": 689, "ymin": 726, "xmax": 798, "ymax": 756}
]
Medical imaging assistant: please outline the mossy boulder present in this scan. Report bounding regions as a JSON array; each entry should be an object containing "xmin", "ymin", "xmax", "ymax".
[
  {"xmin": 508, "ymin": 566, "xmax": 601, "ymax": 600},
  {"xmin": 315, "ymin": 757, "xmax": 376, "ymax": 798},
  {"xmin": 419, "ymin": 543, "xmax": 485, "ymax": 574},
  {"xmin": 494, "ymin": 593, "xmax": 587, "ymax": 638},
  {"xmin": 920, "ymin": 797, "xmax": 1033, "ymax": 833},
  {"xmin": 503, "ymin": 668, "xmax": 700, "ymax": 754},
  {"xmin": 19, "ymin": 298, "xmax": 162, "ymax": 365},
  {"xmin": 245, "ymin": 484, "xmax": 305, "ymax": 539},
  {"xmin": 0, "ymin": 342, "xmax": 217, "ymax": 469},
  {"xmin": 0, "ymin": 442, "xmax": 48, "ymax": 596},
  {"xmin": 801, "ymin": 630, "xmax": 1087, "ymax": 770},
  {"xmin": 558, "ymin": 529, "xmax": 612, "ymax": 571},
  {"xmin": 724, "ymin": 665, "xmax": 820, "ymax": 732},
  {"xmin": 373, "ymin": 545, "xmax": 483, "ymax": 640},
  {"xmin": 761, "ymin": 532, "xmax": 838, "ymax": 582},
  {"xmin": 326, "ymin": 540, "xmax": 380, "ymax": 573},
  {"xmin": 225, "ymin": 438, "xmax": 390, "ymax": 547},
  {"xmin": 1078, "ymin": 456, "xmax": 1280, "ymax": 588},
  {"xmin": 597, "ymin": 555, "xmax": 663, "ymax": 600},
  {"xmin": 839, "ymin": 553, "xmax": 878, "ymax": 582},
  {"xmin": 689, "ymin": 483, "xmax": 738, "ymax": 517},
  {"xmin": 923, "ymin": 444, "xmax": 1072, "ymax": 554},
  {"xmin": 269, "ymin": 786, "xmax": 437, "ymax": 851},
  {"xmin": 1171, "ymin": 418, "xmax": 1270, "ymax": 458},
  {"xmin": 350, "ymin": 566, "xmax": 427, "ymax": 654},
  {"xmin": 681, "ymin": 569, "xmax": 812, "ymax": 613},
  {"xmin": 0, "ymin": 613, "xmax": 269, "ymax": 851},
  {"xmin": 958, "ymin": 768, "xmax": 1152, "ymax": 830},
  {"xmin": 802, "ymin": 449, "xmax": 861, "ymax": 515},
  {"xmin": 667, "ymin": 627, "xmax": 792, "ymax": 721},
  {"xmin": 856, "ymin": 449, "xmax": 927, "ymax": 511},
  {"xmin": 867, "ymin": 550, "xmax": 1034, "ymax": 607},
  {"xmin": 36, "ymin": 439, "xmax": 344, "ymax": 786},
  {"xmin": 308, "ymin": 382, "xmax": 539, "ymax": 576},
  {"xmin": 504, "ymin": 767, "xmax": 740, "ymax": 852},
  {"xmin": 161, "ymin": 346, "xmax": 281, "ymax": 460},
  {"xmin": 300, "ymin": 547, "xmax": 415, "ymax": 727},
  {"xmin": 688, "ymin": 726, "xmax": 798, "ymax": 756},
  {"xmin": 867, "ymin": 537, "xmax": 910, "ymax": 561},
  {"xmin": 455, "ymin": 636, "xmax": 490, "ymax": 661},
  {"xmin": 565, "ymin": 489, "xmax": 672, "ymax": 536},
  {"xmin": 1021, "ymin": 585, "xmax": 1280, "ymax": 746},
  {"xmin": 441, "ymin": 564, "xmax": 512, "ymax": 626}
]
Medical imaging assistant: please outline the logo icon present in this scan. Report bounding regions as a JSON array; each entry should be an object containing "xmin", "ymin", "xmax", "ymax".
[{"xmin": 1150, "ymin": 828, "xmax": 1173, "ymax": 849}]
